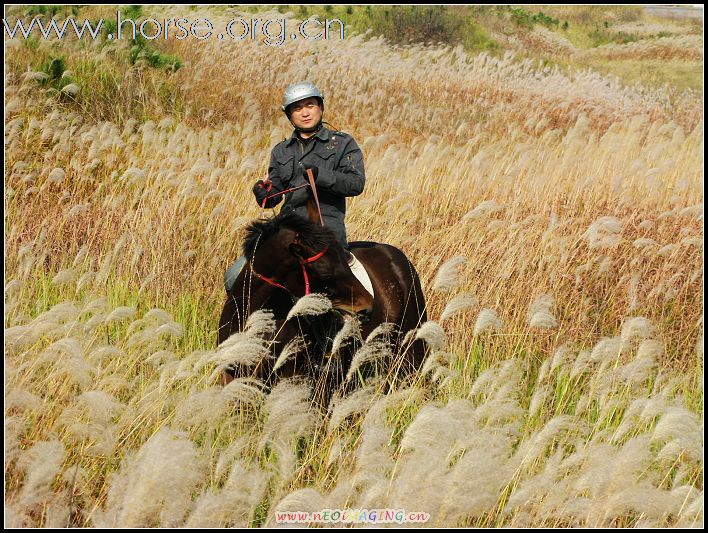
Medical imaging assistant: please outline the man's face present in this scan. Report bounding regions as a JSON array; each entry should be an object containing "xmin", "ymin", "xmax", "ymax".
[{"xmin": 288, "ymin": 97, "xmax": 322, "ymax": 130}]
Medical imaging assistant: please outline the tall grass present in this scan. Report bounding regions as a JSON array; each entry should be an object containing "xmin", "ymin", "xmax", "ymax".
[{"xmin": 4, "ymin": 4, "xmax": 703, "ymax": 528}]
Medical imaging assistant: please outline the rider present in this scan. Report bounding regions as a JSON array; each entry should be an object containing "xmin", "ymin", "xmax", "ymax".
[{"xmin": 225, "ymin": 81, "xmax": 372, "ymax": 296}]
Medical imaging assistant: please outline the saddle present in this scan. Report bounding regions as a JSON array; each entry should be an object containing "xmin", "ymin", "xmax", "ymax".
[{"xmin": 347, "ymin": 251, "xmax": 374, "ymax": 299}]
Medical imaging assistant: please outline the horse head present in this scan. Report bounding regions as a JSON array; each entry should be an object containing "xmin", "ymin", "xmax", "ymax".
[{"xmin": 243, "ymin": 212, "xmax": 374, "ymax": 316}]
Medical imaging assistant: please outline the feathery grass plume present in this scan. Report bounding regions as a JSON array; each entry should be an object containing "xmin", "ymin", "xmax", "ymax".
[
  {"xmin": 75, "ymin": 390, "xmax": 124, "ymax": 425},
  {"xmin": 145, "ymin": 349, "xmax": 178, "ymax": 368},
  {"xmin": 585, "ymin": 216, "xmax": 622, "ymax": 249},
  {"xmin": 570, "ymin": 349, "xmax": 593, "ymax": 378},
  {"xmin": 174, "ymin": 387, "xmax": 234, "ymax": 429},
  {"xmin": 651, "ymin": 406, "xmax": 703, "ymax": 463},
  {"xmin": 61, "ymin": 83, "xmax": 80, "ymax": 97},
  {"xmin": 514, "ymin": 415, "xmax": 583, "ymax": 470},
  {"xmin": 550, "ymin": 343, "xmax": 574, "ymax": 372},
  {"xmin": 420, "ymin": 350, "xmax": 454, "ymax": 378},
  {"xmin": 331, "ymin": 316, "xmax": 363, "ymax": 355},
  {"xmin": 22, "ymin": 70, "xmax": 49, "ymax": 82},
  {"xmin": 440, "ymin": 292, "xmax": 477, "ymax": 322},
  {"xmin": 154, "ymin": 321, "xmax": 184, "ymax": 338},
  {"xmin": 431, "ymin": 366, "xmax": 458, "ymax": 388},
  {"xmin": 5, "ymin": 279, "xmax": 22, "ymax": 302},
  {"xmin": 72, "ymin": 244, "xmax": 90, "ymax": 266},
  {"xmin": 528, "ymin": 384, "xmax": 550, "ymax": 419},
  {"xmin": 470, "ymin": 359, "xmax": 521, "ymax": 400},
  {"xmin": 92, "ymin": 428, "xmax": 206, "ymax": 527},
  {"xmin": 82, "ymin": 296, "xmax": 110, "ymax": 316},
  {"xmin": 221, "ymin": 377, "xmax": 268, "ymax": 407},
  {"xmin": 413, "ymin": 320, "xmax": 447, "ymax": 351},
  {"xmin": 66, "ymin": 202, "xmax": 91, "ymax": 219},
  {"xmin": 350, "ymin": 389, "xmax": 418, "ymax": 498},
  {"xmin": 432, "ymin": 255, "xmax": 466, "ymax": 292},
  {"xmin": 211, "ymin": 334, "xmax": 270, "ymax": 373},
  {"xmin": 620, "ymin": 339, "xmax": 662, "ymax": 384},
  {"xmin": 272, "ymin": 335, "xmax": 306, "ymax": 372},
  {"xmin": 104, "ymin": 306, "xmax": 136, "ymax": 324},
  {"xmin": 4, "ymin": 325, "xmax": 32, "ymax": 351},
  {"xmin": 473, "ymin": 308, "xmax": 503, "ymax": 336},
  {"xmin": 529, "ymin": 310, "xmax": 558, "ymax": 329},
  {"xmin": 5, "ymin": 388, "xmax": 42, "ymax": 412},
  {"xmin": 125, "ymin": 325, "xmax": 159, "ymax": 350},
  {"xmin": 527, "ymin": 294, "xmax": 554, "ymax": 318},
  {"xmin": 87, "ymin": 345, "xmax": 123, "ymax": 365},
  {"xmin": 186, "ymin": 459, "xmax": 272, "ymax": 527},
  {"xmin": 37, "ymin": 301, "xmax": 81, "ymax": 324},
  {"xmin": 259, "ymin": 379, "xmax": 317, "ymax": 449},
  {"xmin": 16, "ymin": 440, "xmax": 66, "ymax": 511},
  {"xmin": 213, "ymin": 438, "xmax": 249, "ymax": 482},
  {"xmin": 47, "ymin": 167, "xmax": 66, "ymax": 183},
  {"xmin": 269, "ymin": 488, "xmax": 328, "ymax": 524},
  {"xmin": 286, "ymin": 293, "xmax": 332, "ymax": 321},
  {"xmin": 536, "ymin": 359, "xmax": 551, "ymax": 384},
  {"xmin": 527, "ymin": 294, "xmax": 558, "ymax": 329},
  {"xmin": 327, "ymin": 385, "xmax": 376, "ymax": 433},
  {"xmin": 589, "ymin": 336, "xmax": 623, "ymax": 366},
  {"xmin": 244, "ymin": 309, "xmax": 276, "ymax": 338},
  {"xmin": 620, "ymin": 316, "xmax": 656, "ymax": 350},
  {"xmin": 400, "ymin": 402, "xmax": 460, "ymax": 455},
  {"xmin": 346, "ymin": 337, "xmax": 393, "ymax": 382},
  {"xmin": 76, "ymin": 271, "xmax": 95, "ymax": 292},
  {"xmin": 365, "ymin": 322, "xmax": 397, "ymax": 344},
  {"xmin": 52, "ymin": 268, "xmax": 78, "ymax": 286},
  {"xmin": 461, "ymin": 200, "xmax": 503, "ymax": 222},
  {"xmin": 38, "ymin": 337, "xmax": 84, "ymax": 363},
  {"xmin": 5, "ymin": 416, "xmax": 25, "ymax": 467}
]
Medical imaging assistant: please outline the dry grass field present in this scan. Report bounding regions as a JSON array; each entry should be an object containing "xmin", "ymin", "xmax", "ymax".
[{"xmin": 4, "ymin": 5, "xmax": 703, "ymax": 527}]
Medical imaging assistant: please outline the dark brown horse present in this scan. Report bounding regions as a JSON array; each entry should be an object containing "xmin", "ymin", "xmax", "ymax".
[{"xmin": 218, "ymin": 210, "xmax": 428, "ymax": 402}]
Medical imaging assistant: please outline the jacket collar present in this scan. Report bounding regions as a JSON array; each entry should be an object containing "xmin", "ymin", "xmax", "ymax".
[{"xmin": 285, "ymin": 125, "xmax": 330, "ymax": 146}]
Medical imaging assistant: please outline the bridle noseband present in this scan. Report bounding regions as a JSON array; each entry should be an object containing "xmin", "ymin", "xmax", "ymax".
[{"xmin": 250, "ymin": 233, "xmax": 329, "ymax": 296}]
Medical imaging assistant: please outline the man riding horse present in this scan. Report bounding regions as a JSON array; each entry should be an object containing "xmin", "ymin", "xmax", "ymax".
[
  {"xmin": 224, "ymin": 81, "xmax": 372, "ymax": 297},
  {"xmin": 219, "ymin": 82, "xmax": 428, "ymax": 401}
]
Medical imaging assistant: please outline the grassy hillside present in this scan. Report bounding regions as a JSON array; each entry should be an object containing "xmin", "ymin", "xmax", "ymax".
[
  {"xmin": 4, "ymin": 4, "xmax": 703, "ymax": 528},
  {"xmin": 260, "ymin": 4, "xmax": 703, "ymax": 91}
]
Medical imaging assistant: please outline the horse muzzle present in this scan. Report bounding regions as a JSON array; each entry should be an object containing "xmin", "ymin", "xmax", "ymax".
[{"xmin": 331, "ymin": 297, "xmax": 373, "ymax": 319}]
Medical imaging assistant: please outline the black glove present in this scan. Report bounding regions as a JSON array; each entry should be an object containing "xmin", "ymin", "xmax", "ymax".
[
  {"xmin": 302, "ymin": 165, "xmax": 319, "ymax": 182},
  {"xmin": 252, "ymin": 179, "xmax": 271, "ymax": 204}
]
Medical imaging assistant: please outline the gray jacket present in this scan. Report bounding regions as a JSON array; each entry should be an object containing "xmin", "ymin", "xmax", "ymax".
[{"xmin": 264, "ymin": 126, "xmax": 366, "ymax": 248}]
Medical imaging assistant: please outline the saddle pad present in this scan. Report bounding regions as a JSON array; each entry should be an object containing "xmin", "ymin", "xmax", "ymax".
[{"xmin": 348, "ymin": 253, "xmax": 374, "ymax": 298}]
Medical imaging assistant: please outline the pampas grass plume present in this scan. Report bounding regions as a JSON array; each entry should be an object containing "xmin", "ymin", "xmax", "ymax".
[
  {"xmin": 432, "ymin": 255, "xmax": 466, "ymax": 292},
  {"xmin": 473, "ymin": 309, "xmax": 503, "ymax": 336},
  {"xmin": 440, "ymin": 292, "xmax": 477, "ymax": 322},
  {"xmin": 414, "ymin": 320, "xmax": 447, "ymax": 350},
  {"xmin": 286, "ymin": 294, "xmax": 332, "ymax": 321}
]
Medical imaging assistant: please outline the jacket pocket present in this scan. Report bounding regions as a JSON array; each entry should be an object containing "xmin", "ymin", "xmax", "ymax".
[{"xmin": 275, "ymin": 153, "xmax": 295, "ymax": 183}]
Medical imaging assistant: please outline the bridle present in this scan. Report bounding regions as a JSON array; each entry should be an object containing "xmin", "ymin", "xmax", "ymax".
[
  {"xmin": 253, "ymin": 167, "xmax": 327, "ymax": 296},
  {"xmin": 249, "ymin": 234, "xmax": 330, "ymax": 296}
]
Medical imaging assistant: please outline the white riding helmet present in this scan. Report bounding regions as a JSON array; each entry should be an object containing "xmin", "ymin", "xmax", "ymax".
[{"xmin": 282, "ymin": 81, "xmax": 324, "ymax": 114}]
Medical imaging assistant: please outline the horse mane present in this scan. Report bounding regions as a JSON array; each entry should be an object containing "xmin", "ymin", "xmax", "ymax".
[{"xmin": 242, "ymin": 211, "xmax": 344, "ymax": 260}]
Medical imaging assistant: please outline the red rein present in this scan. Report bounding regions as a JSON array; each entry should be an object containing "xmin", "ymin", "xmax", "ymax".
[
  {"xmin": 254, "ymin": 170, "xmax": 327, "ymax": 295},
  {"xmin": 251, "ymin": 235, "xmax": 329, "ymax": 296}
]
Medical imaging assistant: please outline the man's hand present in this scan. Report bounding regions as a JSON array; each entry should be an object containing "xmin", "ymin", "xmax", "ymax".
[{"xmin": 253, "ymin": 179, "xmax": 272, "ymax": 204}]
